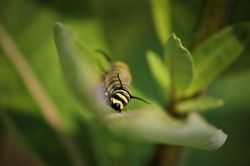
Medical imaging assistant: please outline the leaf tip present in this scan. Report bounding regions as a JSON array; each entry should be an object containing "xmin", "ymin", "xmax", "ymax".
[
  {"xmin": 53, "ymin": 22, "xmax": 64, "ymax": 32},
  {"xmin": 171, "ymin": 33, "xmax": 177, "ymax": 38},
  {"xmin": 209, "ymin": 129, "xmax": 228, "ymax": 150}
]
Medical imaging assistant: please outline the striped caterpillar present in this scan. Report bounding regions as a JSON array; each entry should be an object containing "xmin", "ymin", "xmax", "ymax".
[{"xmin": 97, "ymin": 50, "xmax": 149, "ymax": 112}]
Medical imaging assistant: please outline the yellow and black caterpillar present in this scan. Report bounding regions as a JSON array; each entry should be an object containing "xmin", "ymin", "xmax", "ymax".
[{"xmin": 97, "ymin": 50, "xmax": 149, "ymax": 112}]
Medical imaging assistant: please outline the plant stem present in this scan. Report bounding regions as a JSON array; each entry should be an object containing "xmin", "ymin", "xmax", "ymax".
[
  {"xmin": 150, "ymin": 145, "xmax": 183, "ymax": 166},
  {"xmin": 190, "ymin": 0, "xmax": 232, "ymax": 51}
]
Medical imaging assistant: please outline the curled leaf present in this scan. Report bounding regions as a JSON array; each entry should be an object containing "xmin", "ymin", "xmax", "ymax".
[
  {"xmin": 108, "ymin": 107, "xmax": 227, "ymax": 150},
  {"xmin": 54, "ymin": 22, "xmax": 100, "ymax": 110},
  {"xmin": 186, "ymin": 22, "xmax": 250, "ymax": 96}
]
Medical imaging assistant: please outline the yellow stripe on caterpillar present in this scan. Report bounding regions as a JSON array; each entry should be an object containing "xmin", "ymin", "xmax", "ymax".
[
  {"xmin": 111, "ymin": 97, "xmax": 124, "ymax": 110},
  {"xmin": 116, "ymin": 93, "xmax": 129, "ymax": 103}
]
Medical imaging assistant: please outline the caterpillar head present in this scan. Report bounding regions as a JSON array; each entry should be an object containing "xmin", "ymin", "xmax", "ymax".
[{"xmin": 110, "ymin": 97, "xmax": 124, "ymax": 113}]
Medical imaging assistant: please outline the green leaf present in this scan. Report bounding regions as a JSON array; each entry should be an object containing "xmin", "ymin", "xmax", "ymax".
[
  {"xmin": 208, "ymin": 71, "xmax": 250, "ymax": 111},
  {"xmin": 54, "ymin": 22, "xmax": 100, "ymax": 110},
  {"xmin": 93, "ymin": 50, "xmax": 110, "ymax": 73},
  {"xmin": 186, "ymin": 23, "xmax": 250, "ymax": 96},
  {"xmin": 0, "ymin": 54, "xmax": 37, "ymax": 112},
  {"xmin": 150, "ymin": 0, "xmax": 171, "ymax": 45},
  {"xmin": 108, "ymin": 107, "xmax": 227, "ymax": 150},
  {"xmin": 164, "ymin": 34, "xmax": 194, "ymax": 98},
  {"xmin": 177, "ymin": 97, "xmax": 224, "ymax": 113},
  {"xmin": 150, "ymin": 0, "xmax": 171, "ymax": 46},
  {"xmin": 146, "ymin": 50, "xmax": 170, "ymax": 95},
  {"xmin": 53, "ymin": 21, "xmax": 120, "ymax": 164}
]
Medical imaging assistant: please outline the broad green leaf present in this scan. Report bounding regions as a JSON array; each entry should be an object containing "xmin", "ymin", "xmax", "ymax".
[
  {"xmin": 146, "ymin": 50, "xmax": 170, "ymax": 95},
  {"xmin": 150, "ymin": 0, "xmax": 171, "ymax": 45},
  {"xmin": 186, "ymin": 23, "xmax": 250, "ymax": 96},
  {"xmin": 54, "ymin": 22, "xmax": 100, "ymax": 110},
  {"xmin": 164, "ymin": 34, "xmax": 194, "ymax": 98},
  {"xmin": 108, "ymin": 106, "xmax": 227, "ymax": 150},
  {"xmin": 177, "ymin": 97, "xmax": 224, "ymax": 113}
]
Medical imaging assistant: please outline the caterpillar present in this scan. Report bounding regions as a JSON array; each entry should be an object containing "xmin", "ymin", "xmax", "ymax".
[{"xmin": 97, "ymin": 50, "xmax": 149, "ymax": 113}]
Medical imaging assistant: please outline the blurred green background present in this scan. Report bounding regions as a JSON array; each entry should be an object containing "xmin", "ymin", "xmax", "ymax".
[{"xmin": 1, "ymin": 0, "xmax": 250, "ymax": 166}]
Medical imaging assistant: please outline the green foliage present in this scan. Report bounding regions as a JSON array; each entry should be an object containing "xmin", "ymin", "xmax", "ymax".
[
  {"xmin": 186, "ymin": 23, "xmax": 250, "ymax": 96},
  {"xmin": 109, "ymin": 106, "xmax": 227, "ymax": 150},
  {"xmin": 54, "ymin": 22, "xmax": 227, "ymax": 150},
  {"xmin": 146, "ymin": 34, "xmax": 194, "ymax": 100},
  {"xmin": 1, "ymin": 0, "xmax": 250, "ymax": 165},
  {"xmin": 186, "ymin": 70, "xmax": 250, "ymax": 166},
  {"xmin": 54, "ymin": 22, "xmax": 100, "ymax": 111},
  {"xmin": 164, "ymin": 34, "xmax": 194, "ymax": 98},
  {"xmin": 177, "ymin": 97, "xmax": 224, "ymax": 113},
  {"xmin": 146, "ymin": 50, "xmax": 170, "ymax": 96},
  {"xmin": 150, "ymin": 0, "xmax": 171, "ymax": 45}
]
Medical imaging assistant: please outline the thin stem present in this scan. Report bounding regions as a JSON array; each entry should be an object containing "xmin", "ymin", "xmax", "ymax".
[
  {"xmin": 150, "ymin": 145, "xmax": 183, "ymax": 166},
  {"xmin": 0, "ymin": 24, "xmax": 85, "ymax": 166}
]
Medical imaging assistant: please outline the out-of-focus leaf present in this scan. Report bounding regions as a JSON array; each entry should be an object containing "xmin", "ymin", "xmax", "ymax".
[
  {"xmin": 108, "ymin": 107, "xmax": 227, "ymax": 150},
  {"xmin": 186, "ymin": 22, "xmax": 250, "ymax": 96},
  {"xmin": 171, "ymin": 0, "xmax": 200, "ymax": 47},
  {"xmin": 185, "ymin": 76, "xmax": 250, "ymax": 165},
  {"xmin": 93, "ymin": 49, "xmax": 110, "ymax": 73},
  {"xmin": 177, "ymin": 97, "xmax": 224, "ymax": 113},
  {"xmin": 164, "ymin": 34, "xmax": 194, "ymax": 98},
  {"xmin": 0, "ymin": 1, "xmax": 102, "ymax": 164},
  {"xmin": 0, "ymin": 1, "xmax": 85, "ymax": 125},
  {"xmin": 54, "ymin": 22, "xmax": 102, "ymax": 111},
  {"xmin": 150, "ymin": 0, "xmax": 171, "ymax": 45},
  {"xmin": 146, "ymin": 50, "xmax": 170, "ymax": 95},
  {"xmin": 208, "ymin": 70, "xmax": 250, "ymax": 111},
  {"xmin": 67, "ymin": 19, "xmax": 109, "ymax": 51},
  {"xmin": 1, "ymin": 18, "xmax": 89, "ymax": 166},
  {"xmin": 0, "ymin": 54, "xmax": 36, "ymax": 112}
]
